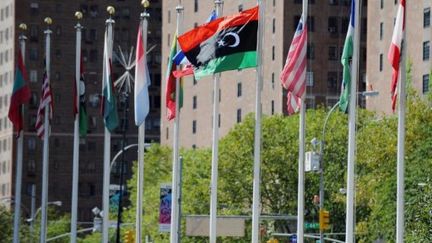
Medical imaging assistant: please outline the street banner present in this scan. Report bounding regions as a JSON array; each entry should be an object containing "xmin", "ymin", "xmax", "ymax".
[{"xmin": 159, "ymin": 184, "xmax": 172, "ymax": 232}]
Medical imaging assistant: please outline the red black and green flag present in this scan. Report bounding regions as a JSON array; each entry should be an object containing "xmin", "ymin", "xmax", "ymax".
[
  {"xmin": 73, "ymin": 55, "xmax": 88, "ymax": 137},
  {"xmin": 178, "ymin": 6, "xmax": 258, "ymax": 79},
  {"xmin": 8, "ymin": 49, "xmax": 31, "ymax": 135}
]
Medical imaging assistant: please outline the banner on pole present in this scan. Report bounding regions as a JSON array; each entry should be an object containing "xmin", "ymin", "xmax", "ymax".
[{"xmin": 159, "ymin": 183, "xmax": 172, "ymax": 232}]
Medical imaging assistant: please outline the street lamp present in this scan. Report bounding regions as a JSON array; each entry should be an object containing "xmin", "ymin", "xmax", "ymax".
[
  {"xmin": 26, "ymin": 200, "xmax": 62, "ymax": 243},
  {"xmin": 309, "ymin": 90, "xmax": 379, "ymax": 242}
]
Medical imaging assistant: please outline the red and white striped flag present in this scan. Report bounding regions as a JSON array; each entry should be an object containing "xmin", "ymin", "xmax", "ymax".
[
  {"xmin": 388, "ymin": 0, "xmax": 405, "ymax": 111},
  {"xmin": 35, "ymin": 72, "xmax": 53, "ymax": 139},
  {"xmin": 280, "ymin": 16, "xmax": 307, "ymax": 115}
]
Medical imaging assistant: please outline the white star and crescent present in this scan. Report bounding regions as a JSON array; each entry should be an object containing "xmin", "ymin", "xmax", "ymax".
[{"xmin": 217, "ymin": 32, "xmax": 241, "ymax": 48}]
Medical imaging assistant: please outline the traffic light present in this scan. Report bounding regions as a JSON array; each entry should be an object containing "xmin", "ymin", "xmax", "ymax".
[
  {"xmin": 266, "ymin": 238, "xmax": 279, "ymax": 243},
  {"xmin": 319, "ymin": 209, "xmax": 330, "ymax": 230},
  {"xmin": 123, "ymin": 230, "xmax": 135, "ymax": 243}
]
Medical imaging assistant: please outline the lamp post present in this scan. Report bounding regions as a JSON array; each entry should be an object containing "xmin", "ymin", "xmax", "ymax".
[
  {"xmin": 312, "ymin": 90, "xmax": 379, "ymax": 243},
  {"xmin": 27, "ymin": 200, "xmax": 62, "ymax": 243}
]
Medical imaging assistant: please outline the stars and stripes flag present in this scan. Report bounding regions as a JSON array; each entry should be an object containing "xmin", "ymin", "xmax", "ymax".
[
  {"xmin": 388, "ymin": 0, "xmax": 405, "ymax": 111},
  {"xmin": 35, "ymin": 71, "xmax": 53, "ymax": 139},
  {"xmin": 280, "ymin": 16, "xmax": 307, "ymax": 115}
]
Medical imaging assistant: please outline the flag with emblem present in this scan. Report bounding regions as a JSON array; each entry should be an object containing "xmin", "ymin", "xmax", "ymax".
[
  {"xmin": 73, "ymin": 55, "xmax": 88, "ymax": 136},
  {"xmin": 8, "ymin": 49, "xmax": 31, "ymax": 135},
  {"xmin": 178, "ymin": 6, "xmax": 258, "ymax": 80}
]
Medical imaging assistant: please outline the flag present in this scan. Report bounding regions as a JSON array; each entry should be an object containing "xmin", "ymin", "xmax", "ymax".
[
  {"xmin": 172, "ymin": 11, "xmax": 217, "ymax": 79},
  {"xmin": 165, "ymin": 34, "xmax": 183, "ymax": 120},
  {"xmin": 339, "ymin": 0, "xmax": 355, "ymax": 113},
  {"xmin": 35, "ymin": 71, "xmax": 53, "ymax": 139},
  {"xmin": 134, "ymin": 23, "xmax": 151, "ymax": 126},
  {"xmin": 73, "ymin": 55, "xmax": 88, "ymax": 136},
  {"xmin": 178, "ymin": 6, "xmax": 259, "ymax": 80},
  {"xmin": 8, "ymin": 49, "xmax": 31, "ymax": 134},
  {"xmin": 280, "ymin": 16, "xmax": 307, "ymax": 115},
  {"xmin": 388, "ymin": 0, "xmax": 405, "ymax": 111},
  {"xmin": 101, "ymin": 28, "xmax": 119, "ymax": 132}
]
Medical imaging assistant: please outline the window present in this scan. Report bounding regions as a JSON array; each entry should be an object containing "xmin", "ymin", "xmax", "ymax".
[
  {"xmin": 272, "ymin": 73, "xmax": 275, "ymax": 89},
  {"xmin": 194, "ymin": 0, "xmax": 198, "ymax": 12},
  {"xmin": 294, "ymin": 16, "xmax": 315, "ymax": 32},
  {"xmin": 271, "ymin": 100, "xmax": 275, "ymax": 115},
  {"xmin": 328, "ymin": 46, "xmax": 337, "ymax": 60},
  {"xmin": 341, "ymin": 17, "xmax": 349, "ymax": 33},
  {"xmin": 30, "ymin": 70, "xmax": 38, "ymax": 82},
  {"xmin": 380, "ymin": 0, "xmax": 383, "ymax": 9},
  {"xmin": 193, "ymin": 76, "xmax": 197, "ymax": 85},
  {"xmin": 237, "ymin": 109, "xmax": 242, "ymax": 123},
  {"xmin": 219, "ymin": 89, "xmax": 221, "ymax": 103},
  {"xmin": 192, "ymin": 96, "xmax": 197, "ymax": 109},
  {"xmin": 192, "ymin": 120, "xmax": 197, "ymax": 134},
  {"xmin": 306, "ymin": 71, "xmax": 314, "ymax": 86},
  {"xmin": 166, "ymin": 127, "xmax": 169, "ymax": 140},
  {"xmin": 379, "ymin": 54, "xmax": 383, "ymax": 71},
  {"xmin": 272, "ymin": 46, "xmax": 275, "ymax": 60},
  {"xmin": 168, "ymin": 10, "xmax": 171, "ymax": 24},
  {"xmin": 30, "ymin": 48, "xmax": 38, "ymax": 61},
  {"xmin": 272, "ymin": 18, "xmax": 276, "ymax": 33},
  {"xmin": 307, "ymin": 44, "xmax": 315, "ymax": 60},
  {"xmin": 423, "ymin": 74, "xmax": 430, "ymax": 94},
  {"xmin": 327, "ymin": 72, "xmax": 338, "ymax": 92},
  {"xmin": 218, "ymin": 114, "xmax": 221, "ymax": 128},
  {"xmin": 380, "ymin": 22, "xmax": 383, "ymax": 40},
  {"xmin": 423, "ymin": 41, "xmax": 430, "ymax": 60},
  {"xmin": 238, "ymin": 4, "xmax": 243, "ymax": 12},
  {"xmin": 28, "ymin": 138, "xmax": 36, "ymax": 151},
  {"xmin": 424, "ymin": 8, "xmax": 431, "ymax": 28},
  {"xmin": 328, "ymin": 17, "xmax": 338, "ymax": 34},
  {"xmin": 329, "ymin": 0, "xmax": 338, "ymax": 5},
  {"xmin": 237, "ymin": 82, "xmax": 242, "ymax": 97}
]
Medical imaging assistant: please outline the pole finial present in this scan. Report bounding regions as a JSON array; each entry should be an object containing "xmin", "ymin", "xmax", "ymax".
[
  {"xmin": 19, "ymin": 23, "xmax": 27, "ymax": 31},
  {"xmin": 44, "ymin": 17, "xmax": 53, "ymax": 25},
  {"xmin": 141, "ymin": 0, "xmax": 150, "ymax": 9},
  {"xmin": 75, "ymin": 11, "xmax": 83, "ymax": 20},
  {"xmin": 107, "ymin": 6, "xmax": 115, "ymax": 16}
]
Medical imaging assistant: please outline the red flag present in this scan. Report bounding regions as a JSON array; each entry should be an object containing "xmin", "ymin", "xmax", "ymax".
[
  {"xmin": 8, "ymin": 49, "xmax": 31, "ymax": 134},
  {"xmin": 165, "ymin": 35, "xmax": 178, "ymax": 120},
  {"xmin": 280, "ymin": 16, "xmax": 307, "ymax": 115},
  {"xmin": 388, "ymin": 0, "xmax": 405, "ymax": 111}
]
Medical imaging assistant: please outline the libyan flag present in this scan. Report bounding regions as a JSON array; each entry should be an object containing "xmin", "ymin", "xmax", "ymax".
[{"xmin": 178, "ymin": 6, "xmax": 258, "ymax": 80}]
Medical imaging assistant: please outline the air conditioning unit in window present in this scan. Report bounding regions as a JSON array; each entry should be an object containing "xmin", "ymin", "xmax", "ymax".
[
  {"xmin": 328, "ymin": 27, "xmax": 336, "ymax": 33},
  {"xmin": 329, "ymin": 0, "xmax": 337, "ymax": 5}
]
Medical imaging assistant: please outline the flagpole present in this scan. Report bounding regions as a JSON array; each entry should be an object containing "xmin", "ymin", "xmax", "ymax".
[
  {"xmin": 102, "ymin": 6, "xmax": 115, "ymax": 243},
  {"xmin": 12, "ymin": 23, "xmax": 27, "ymax": 243},
  {"xmin": 69, "ymin": 12, "xmax": 83, "ymax": 243},
  {"xmin": 209, "ymin": 1, "xmax": 223, "ymax": 242},
  {"xmin": 295, "ymin": 2, "xmax": 308, "ymax": 243},
  {"xmin": 345, "ymin": 0, "xmax": 361, "ymax": 242},
  {"xmin": 136, "ymin": 2, "xmax": 150, "ymax": 242},
  {"xmin": 40, "ymin": 17, "xmax": 52, "ymax": 243},
  {"xmin": 251, "ymin": 1, "xmax": 265, "ymax": 243},
  {"xmin": 170, "ymin": 3, "xmax": 183, "ymax": 243},
  {"xmin": 396, "ymin": 10, "xmax": 406, "ymax": 243}
]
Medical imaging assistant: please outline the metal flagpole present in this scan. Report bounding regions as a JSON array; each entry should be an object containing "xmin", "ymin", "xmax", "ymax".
[
  {"xmin": 40, "ymin": 17, "xmax": 53, "ymax": 243},
  {"xmin": 102, "ymin": 6, "xmax": 115, "ymax": 243},
  {"xmin": 12, "ymin": 23, "xmax": 27, "ymax": 243},
  {"xmin": 170, "ymin": 3, "xmax": 183, "ymax": 243},
  {"xmin": 136, "ymin": 2, "xmax": 150, "ymax": 242},
  {"xmin": 345, "ymin": 0, "xmax": 361, "ymax": 242},
  {"xmin": 251, "ymin": 1, "xmax": 265, "ymax": 242},
  {"xmin": 70, "ymin": 11, "xmax": 83, "ymax": 243},
  {"xmin": 396, "ymin": 8, "xmax": 407, "ymax": 243},
  {"xmin": 297, "ymin": 2, "xmax": 308, "ymax": 243},
  {"xmin": 209, "ymin": 1, "xmax": 223, "ymax": 242}
]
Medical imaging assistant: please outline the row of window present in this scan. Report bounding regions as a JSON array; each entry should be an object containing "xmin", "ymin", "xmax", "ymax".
[
  {"xmin": 0, "ymin": 48, "xmax": 12, "ymax": 65},
  {"xmin": 0, "ymin": 160, "xmax": 10, "ymax": 175},
  {"xmin": 379, "ymin": 0, "xmax": 400, "ymax": 9},
  {"xmin": 0, "ymin": 117, "xmax": 11, "ymax": 133},
  {"xmin": 0, "ymin": 183, "xmax": 10, "ymax": 197},
  {"xmin": 0, "ymin": 27, "xmax": 12, "ymax": 44},
  {"xmin": 0, "ymin": 4, "xmax": 11, "ymax": 21},
  {"xmin": 0, "ymin": 71, "xmax": 13, "ymax": 88}
]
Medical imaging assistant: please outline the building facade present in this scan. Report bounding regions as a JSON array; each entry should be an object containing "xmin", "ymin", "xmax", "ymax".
[
  {"xmin": 367, "ymin": 1, "xmax": 431, "ymax": 114},
  {"xmin": 0, "ymin": 0, "xmax": 162, "ymax": 222},
  {"xmin": 0, "ymin": 0, "xmax": 15, "ymax": 207},
  {"xmin": 161, "ymin": 0, "xmax": 367, "ymax": 148}
]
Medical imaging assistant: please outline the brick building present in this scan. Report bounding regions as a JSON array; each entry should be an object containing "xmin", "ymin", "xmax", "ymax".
[{"xmin": 0, "ymin": 0, "xmax": 162, "ymax": 222}]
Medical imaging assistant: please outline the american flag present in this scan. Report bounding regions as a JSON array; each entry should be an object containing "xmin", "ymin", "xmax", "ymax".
[
  {"xmin": 35, "ymin": 72, "xmax": 53, "ymax": 139},
  {"xmin": 388, "ymin": 0, "xmax": 405, "ymax": 111},
  {"xmin": 280, "ymin": 16, "xmax": 307, "ymax": 115}
]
